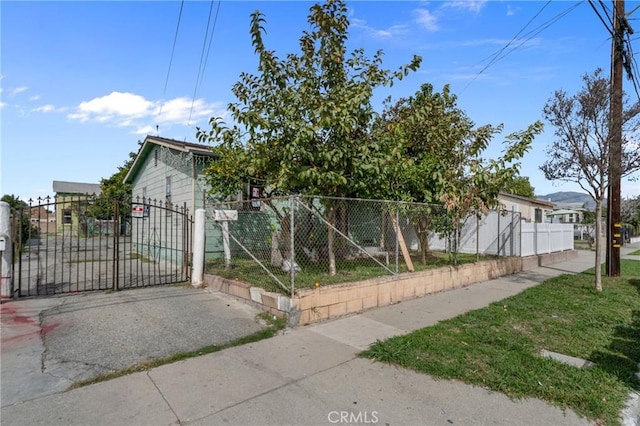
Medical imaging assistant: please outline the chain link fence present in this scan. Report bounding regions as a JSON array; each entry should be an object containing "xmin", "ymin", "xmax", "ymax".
[{"xmin": 204, "ymin": 195, "xmax": 521, "ymax": 296}]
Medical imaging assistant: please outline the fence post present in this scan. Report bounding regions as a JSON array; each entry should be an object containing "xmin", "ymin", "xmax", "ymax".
[
  {"xmin": 0, "ymin": 201, "xmax": 13, "ymax": 298},
  {"xmin": 476, "ymin": 214, "xmax": 480, "ymax": 261},
  {"xmin": 290, "ymin": 195, "xmax": 295, "ymax": 296},
  {"xmin": 191, "ymin": 209, "xmax": 206, "ymax": 287},
  {"xmin": 395, "ymin": 203, "xmax": 400, "ymax": 274}
]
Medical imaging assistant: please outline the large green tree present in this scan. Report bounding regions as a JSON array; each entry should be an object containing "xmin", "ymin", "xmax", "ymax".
[
  {"xmin": 197, "ymin": 0, "xmax": 421, "ymax": 275},
  {"xmin": 372, "ymin": 83, "xmax": 542, "ymax": 264}
]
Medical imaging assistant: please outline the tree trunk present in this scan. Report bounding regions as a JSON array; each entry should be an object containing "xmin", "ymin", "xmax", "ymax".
[
  {"xmin": 594, "ymin": 200, "xmax": 603, "ymax": 292},
  {"xmin": 415, "ymin": 214, "xmax": 430, "ymax": 265},
  {"xmin": 328, "ymin": 202, "xmax": 336, "ymax": 276}
]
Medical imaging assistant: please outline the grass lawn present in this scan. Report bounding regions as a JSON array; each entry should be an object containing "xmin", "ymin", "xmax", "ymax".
[
  {"xmin": 629, "ymin": 249, "xmax": 640, "ymax": 256},
  {"xmin": 362, "ymin": 260, "xmax": 640, "ymax": 425},
  {"xmin": 206, "ymin": 250, "xmax": 493, "ymax": 294}
]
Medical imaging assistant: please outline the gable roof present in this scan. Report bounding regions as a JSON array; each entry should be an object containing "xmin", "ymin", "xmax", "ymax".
[
  {"xmin": 123, "ymin": 135, "xmax": 216, "ymax": 184},
  {"xmin": 498, "ymin": 192, "xmax": 555, "ymax": 209},
  {"xmin": 53, "ymin": 180, "xmax": 102, "ymax": 195}
]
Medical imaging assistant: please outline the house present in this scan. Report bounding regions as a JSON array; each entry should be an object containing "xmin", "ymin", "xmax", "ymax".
[
  {"xmin": 547, "ymin": 208, "xmax": 585, "ymax": 224},
  {"xmin": 123, "ymin": 135, "xmax": 219, "ymax": 262},
  {"xmin": 52, "ymin": 180, "xmax": 102, "ymax": 234},
  {"xmin": 123, "ymin": 135, "xmax": 216, "ymax": 214},
  {"xmin": 30, "ymin": 205, "xmax": 56, "ymax": 234},
  {"xmin": 497, "ymin": 192, "xmax": 555, "ymax": 223}
]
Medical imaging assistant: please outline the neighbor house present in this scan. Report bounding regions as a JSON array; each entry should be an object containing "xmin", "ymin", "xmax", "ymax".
[
  {"xmin": 497, "ymin": 192, "xmax": 555, "ymax": 223},
  {"xmin": 30, "ymin": 205, "xmax": 56, "ymax": 234},
  {"xmin": 547, "ymin": 208, "xmax": 586, "ymax": 224},
  {"xmin": 52, "ymin": 180, "xmax": 102, "ymax": 234}
]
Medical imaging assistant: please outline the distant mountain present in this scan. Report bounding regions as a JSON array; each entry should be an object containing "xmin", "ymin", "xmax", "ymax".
[{"xmin": 536, "ymin": 191, "xmax": 596, "ymax": 210}]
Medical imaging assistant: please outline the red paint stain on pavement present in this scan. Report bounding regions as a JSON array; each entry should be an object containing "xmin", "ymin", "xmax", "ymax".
[{"xmin": 1, "ymin": 303, "xmax": 61, "ymax": 345}]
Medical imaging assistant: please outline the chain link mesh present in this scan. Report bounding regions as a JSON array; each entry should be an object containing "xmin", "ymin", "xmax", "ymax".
[{"xmin": 204, "ymin": 196, "xmax": 521, "ymax": 296}]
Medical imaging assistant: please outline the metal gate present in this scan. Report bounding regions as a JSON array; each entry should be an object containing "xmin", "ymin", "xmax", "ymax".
[{"xmin": 10, "ymin": 195, "xmax": 192, "ymax": 297}]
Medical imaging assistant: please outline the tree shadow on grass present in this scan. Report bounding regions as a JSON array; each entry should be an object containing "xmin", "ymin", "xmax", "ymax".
[{"xmin": 588, "ymin": 278, "xmax": 640, "ymax": 392}]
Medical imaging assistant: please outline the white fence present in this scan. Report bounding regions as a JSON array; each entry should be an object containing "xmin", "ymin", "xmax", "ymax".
[
  {"xmin": 521, "ymin": 223, "xmax": 574, "ymax": 256},
  {"xmin": 428, "ymin": 211, "xmax": 522, "ymax": 256},
  {"xmin": 427, "ymin": 211, "xmax": 574, "ymax": 257}
]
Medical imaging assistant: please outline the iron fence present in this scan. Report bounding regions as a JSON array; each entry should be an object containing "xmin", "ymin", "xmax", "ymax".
[
  {"xmin": 9, "ymin": 195, "xmax": 192, "ymax": 297},
  {"xmin": 204, "ymin": 195, "xmax": 521, "ymax": 296}
]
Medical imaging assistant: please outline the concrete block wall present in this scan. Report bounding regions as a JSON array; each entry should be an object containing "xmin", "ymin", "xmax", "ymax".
[{"xmin": 203, "ymin": 255, "xmax": 531, "ymax": 326}]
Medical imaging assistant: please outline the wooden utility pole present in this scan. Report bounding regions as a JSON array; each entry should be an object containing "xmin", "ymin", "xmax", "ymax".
[{"xmin": 607, "ymin": 0, "xmax": 624, "ymax": 277}]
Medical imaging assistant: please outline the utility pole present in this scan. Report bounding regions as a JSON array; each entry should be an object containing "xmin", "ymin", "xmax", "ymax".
[{"xmin": 607, "ymin": 0, "xmax": 624, "ymax": 277}]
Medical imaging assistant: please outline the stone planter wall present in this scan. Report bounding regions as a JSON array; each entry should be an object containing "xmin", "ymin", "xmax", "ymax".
[{"xmin": 203, "ymin": 252, "xmax": 578, "ymax": 326}]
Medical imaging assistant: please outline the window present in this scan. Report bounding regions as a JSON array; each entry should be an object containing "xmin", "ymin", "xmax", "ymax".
[
  {"xmin": 165, "ymin": 176, "xmax": 172, "ymax": 214},
  {"xmin": 62, "ymin": 209, "xmax": 72, "ymax": 225},
  {"xmin": 142, "ymin": 187, "xmax": 147, "ymax": 201},
  {"xmin": 534, "ymin": 208, "xmax": 542, "ymax": 223}
]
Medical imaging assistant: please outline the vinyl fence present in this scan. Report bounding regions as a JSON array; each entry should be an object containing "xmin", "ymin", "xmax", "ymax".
[{"xmin": 521, "ymin": 222, "xmax": 574, "ymax": 256}]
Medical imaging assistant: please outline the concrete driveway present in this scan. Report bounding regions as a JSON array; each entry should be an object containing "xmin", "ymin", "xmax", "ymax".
[{"xmin": 1, "ymin": 285, "xmax": 267, "ymax": 407}]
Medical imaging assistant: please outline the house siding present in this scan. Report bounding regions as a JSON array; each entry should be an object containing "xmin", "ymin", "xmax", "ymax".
[{"xmin": 130, "ymin": 145, "xmax": 193, "ymax": 264}]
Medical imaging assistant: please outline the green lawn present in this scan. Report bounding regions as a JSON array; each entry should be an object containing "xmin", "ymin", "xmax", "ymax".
[
  {"xmin": 206, "ymin": 250, "xmax": 494, "ymax": 294},
  {"xmin": 362, "ymin": 260, "xmax": 640, "ymax": 425},
  {"xmin": 629, "ymin": 249, "xmax": 640, "ymax": 256}
]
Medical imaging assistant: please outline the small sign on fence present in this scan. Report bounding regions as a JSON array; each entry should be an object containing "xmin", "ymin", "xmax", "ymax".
[
  {"xmin": 131, "ymin": 204, "xmax": 149, "ymax": 218},
  {"xmin": 213, "ymin": 210, "xmax": 238, "ymax": 221}
]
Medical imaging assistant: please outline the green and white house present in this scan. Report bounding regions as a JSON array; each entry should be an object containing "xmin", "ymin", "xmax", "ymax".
[
  {"xmin": 123, "ymin": 135, "xmax": 218, "ymax": 263},
  {"xmin": 52, "ymin": 180, "xmax": 102, "ymax": 234}
]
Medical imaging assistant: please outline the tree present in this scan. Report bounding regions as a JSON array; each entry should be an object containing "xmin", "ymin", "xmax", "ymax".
[
  {"xmin": 196, "ymin": 0, "xmax": 421, "ymax": 275},
  {"xmin": 1, "ymin": 194, "xmax": 32, "ymax": 252},
  {"xmin": 89, "ymin": 151, "xmax": 136, "ymax": 223},
  {"xmin": 372, "ymin": 83, "xmax": 542, "ymax": 264},
  {"xmin": 540, "ymin": 68, "xmax": 640, "ymax": 291},
  {"xmin": 621, "ymin": 195, "xmax": 640, "ymax": 234},
  {"xmin": 502, "ymin": 175, "xmax": 535, "ymax": 198}
]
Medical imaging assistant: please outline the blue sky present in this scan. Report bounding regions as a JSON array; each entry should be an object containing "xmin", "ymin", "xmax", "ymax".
[{"xmin": 2, "ymin": 0, "xmax": 640, "ymax": 202}]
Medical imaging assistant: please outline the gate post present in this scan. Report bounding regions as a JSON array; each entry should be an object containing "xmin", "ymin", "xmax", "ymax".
[
  {"xmin": 191, "ymin": 209, "xmax": 206, "ymax": 287},
  {"xmin": 0, "ymin": 201, "xmax": 13, "ymax": 298}
]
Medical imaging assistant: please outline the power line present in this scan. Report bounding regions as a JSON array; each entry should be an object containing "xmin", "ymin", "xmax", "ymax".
[
  {"xmin": 188, "ymin": 0, "xmax": 221, "ymax": 126},
  {"xmin": 462, "ymin": 1, "xmax": 581, "ymax": 92},
  {"xmin": 197, "ymin": 0, "xmax": 222, "ymax": 97},
  {"xmin": 588, "ymin": 0, "xmax": 613, "ymax": 35},
  {"xmin": 158, "ymin": 0, "xmax": 185, "ymax": 131}
]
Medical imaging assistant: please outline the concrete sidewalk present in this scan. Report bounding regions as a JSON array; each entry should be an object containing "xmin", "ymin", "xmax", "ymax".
[{"xmin": 1, "ymin": 246, "xmax": 638, "ymax": 426}]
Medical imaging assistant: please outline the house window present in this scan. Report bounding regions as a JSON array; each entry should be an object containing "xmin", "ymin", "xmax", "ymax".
[
  {"xmin": 62, "ymin": 209, "xmax": 72, "ymax": 225},
  {"xmin": 165, "ymin": 176, "xmax": 172, "ymax": 213},
  {"xmin": 534, "ymin": 208, "xmax": 542, "ymax": 223}
]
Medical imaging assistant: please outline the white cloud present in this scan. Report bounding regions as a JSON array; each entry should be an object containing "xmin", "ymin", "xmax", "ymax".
[
  {"xmin": 134, "ymin": 125, "xmax": 154, "ymax": 135},
  {"xmin": 29, "ymin": 95, "xmax": 41, "ymax": 101},
  {"xmin": 443, "ymin": 0, "xmax": 488, "ymax": 14},
  {"xmin": 69, "ymin": 91, "xmax": 154, "ymax": 122},
  {"xmin": 8, "ymin": 86, "xmax": 28, "ymax": 96},
  {"xmin": 32, "ymin": 104, "xmax": 66, "ymax": 113},
  {"xmin": 506, "ymin": 5, "xmax": 517, "ymax": 17},
  {"xmin": 68, "ymin": 91, "xmax": 224, "ymax": 131},
  {"xmin": 414, "ymin": 9, "xmax": 439, "ymax": 32},
  {"xmin": 0, "ymin": 101, "xmax": 6, "ymax": 109},
  {"xmin": 350, "ymin": 17, "xmax": 408, "ymax": 39}
]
